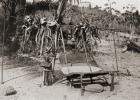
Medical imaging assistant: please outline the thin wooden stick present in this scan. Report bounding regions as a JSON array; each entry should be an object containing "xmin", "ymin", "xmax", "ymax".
[
  {"xmin": 60, "ymin": 28, "xmax": 67, "ymax": 64},
  {"xmin": 60, "ymin": 28, "xmax": 70, "ymax": 74},
  {"xmin": 81, "ymin": 28, "xmax": 92, "ymax": 72}
]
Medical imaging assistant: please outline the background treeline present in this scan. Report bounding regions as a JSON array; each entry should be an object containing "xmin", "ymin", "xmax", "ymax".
[{"xmin": 0, "ymin": 0, "xmax": 140, "ymax": 54}]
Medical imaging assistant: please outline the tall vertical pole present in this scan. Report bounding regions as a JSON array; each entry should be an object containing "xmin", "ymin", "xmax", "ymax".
[
  {"xmin": 1, "ymin": 10, "xmax": 6, "ymax": 84},
  {"xmin": 109, "ymin": 0, "xmax": 119, "ymax": 72}
]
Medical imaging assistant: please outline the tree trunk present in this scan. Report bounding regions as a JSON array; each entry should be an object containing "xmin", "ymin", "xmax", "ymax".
[{"xmin": 56, "ymin": 0, "xmax": 68, "ymax": 23}]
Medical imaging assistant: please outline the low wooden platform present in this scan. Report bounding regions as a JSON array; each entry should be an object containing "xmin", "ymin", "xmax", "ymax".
[{"xmin": 61, "ymin": 66, "xmax": 117, "ymax": 95}]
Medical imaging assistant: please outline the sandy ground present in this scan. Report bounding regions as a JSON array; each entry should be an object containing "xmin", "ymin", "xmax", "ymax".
[{"xmin": 0, "ymin": 39, "xmax": 140, "ymax": 100}]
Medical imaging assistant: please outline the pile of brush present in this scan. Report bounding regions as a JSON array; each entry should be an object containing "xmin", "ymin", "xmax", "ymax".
[{"xmin": 122, "ymin": 40, "xmax": 140, "ymax": 53}]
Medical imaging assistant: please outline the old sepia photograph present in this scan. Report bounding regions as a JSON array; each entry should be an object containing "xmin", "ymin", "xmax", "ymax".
[{"xmin": 0, "ymin": 0, "xmax": 140, "ymax": 100}]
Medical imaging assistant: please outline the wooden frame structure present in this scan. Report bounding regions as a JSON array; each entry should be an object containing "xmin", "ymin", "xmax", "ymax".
[{"xmin": 59, "ymin": 26, "xmax": 118, "ymax": 95}]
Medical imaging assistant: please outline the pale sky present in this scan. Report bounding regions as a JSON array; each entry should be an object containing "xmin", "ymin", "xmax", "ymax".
[{"xmin": 81, "ymin": 0, "xmax": 140, "ymax": 12}]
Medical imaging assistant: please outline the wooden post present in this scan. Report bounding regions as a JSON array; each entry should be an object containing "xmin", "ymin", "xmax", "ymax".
[
  {"xmin": 43, "ymin": 69, "xmax": 53, "ymax": 86},
  {"xmin": 112, "ymin": 32, "xmax": 119, "ymax": 73},
  {"xmin": 110, "ymin": 73, "xmax": 114, "ymax": 91},
  {"xmin": 80, "ymin": 74, "xmax": 85, "ymax": 96},
  {"xmin": 90, "ymin": 76, "xmax": 93, "ymax": 84},
  {"xmin": 43, "ymin": 69, "xmax": 45, "ymax": 85}
]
